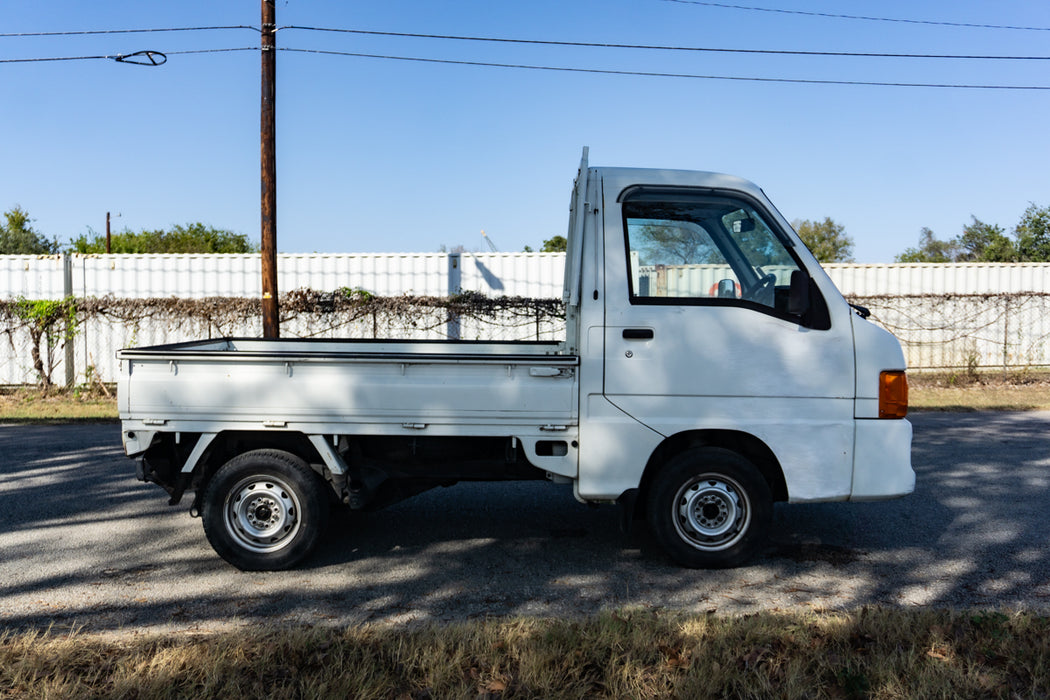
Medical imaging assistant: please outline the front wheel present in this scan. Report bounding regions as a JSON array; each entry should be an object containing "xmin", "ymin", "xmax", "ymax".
[
  {"xmin": 646, "ymin": 447, "xmax": 772, "ymax": 568},
  {"xmin": 201, "ymin": 449, "xmax": 330, "ymax": 571}
]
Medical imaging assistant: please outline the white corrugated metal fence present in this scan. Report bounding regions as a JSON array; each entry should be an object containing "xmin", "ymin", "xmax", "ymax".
[{"xmin": 3, "ymin": 254, "xmax": 1050, "ymax": 385}]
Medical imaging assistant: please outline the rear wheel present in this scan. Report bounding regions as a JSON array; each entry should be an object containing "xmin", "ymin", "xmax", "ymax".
[
  {"xmin": 201, "ymin": 449, "xmax": 330, "ymax": 571},
  {"xmin": 646, "ymin": 447, "xmax": 771, "ymax": 568}
]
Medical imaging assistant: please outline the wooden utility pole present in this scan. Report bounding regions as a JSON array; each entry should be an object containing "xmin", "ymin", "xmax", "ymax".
[{"xmin": 260, "ymin": 0, "xmax": 279, "ymax": 338}]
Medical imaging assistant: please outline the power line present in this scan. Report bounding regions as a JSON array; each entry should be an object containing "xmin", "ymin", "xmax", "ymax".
[
  {"xmin": 161, "ymin": 48, "xmax": 255, "ymax": 57},
  {"xmin": 3, "ymin": 29, "xmax": 1045, "ymax": 90},
  {"xmin": 656, "ymin": 1, "xmax": 1050, "ymax": 32},
  {"xmin": 0, "ymin": 47, "xmax": 254, "ymax": 64},
  {"xmin": 0, "ymin": 25, "xmax": 258, "ymax": 38},
  {"xmin": 5, "ymin": 23, "xmax": 1047, "ymax": 67},
  {"xmin": 281, "ymin": 25, "xmax": 1050, "ymax": 61},
  {"xmin": 278, "ymin": 47, "xmax": 1050, "ymax": 90},
  {"xmin": 0, "ymin": 53, "xmax": 122, "ymax": 64}
]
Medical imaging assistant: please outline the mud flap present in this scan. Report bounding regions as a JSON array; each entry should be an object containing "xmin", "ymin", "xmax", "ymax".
[{"xmin": 617, "ymin": 488, "xmax": 639, "ymax": 534}]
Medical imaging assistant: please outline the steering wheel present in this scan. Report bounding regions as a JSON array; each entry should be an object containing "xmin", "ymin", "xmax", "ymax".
[{"xmin": 745, "ymin": 273, "xmax": 776, "ymax": 302}]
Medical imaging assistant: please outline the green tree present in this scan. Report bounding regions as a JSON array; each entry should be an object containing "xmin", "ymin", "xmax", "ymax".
[
  {"xmin": 895, "ymin": 206, "xmax": 1050, "ymax": 263},
  {"xmin": 895, "ymin": 227, "xmax": 959, "ymax": 263},
  {"xmin": 11, "ymin": 296, "xmax": 77, "ymax": 393},
  {"xmin": 957, "ymin": 217, "xmax": 1016, "ymax": 262},
  {"xmin": 0, "ymin": 206, "xmax": 59, "ymax": 254},
  {"xmin": 792, "ymin": 218, "xmax": 854, "ymax": 262},
  {"xmin": 633, "ymin": 222, "xmax": 723, "ymax": 265},
  {"xmin": 69, "ymin": 222, "xmax": 258, "ymax": 254},
  {"xmin": 1015, "ymin": 204, "xmax": 1050, "ymax": 262},
  {"xmin": 524, "ymin": 235, "xmax": 568, "ymax": 253},
  {"xmin": 540, "ymin": 235, "xmax": 567, "ymax": 253}
]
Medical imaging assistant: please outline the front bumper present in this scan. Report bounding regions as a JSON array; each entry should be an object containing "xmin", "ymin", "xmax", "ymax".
[{"xmin": 851, "ymin": 418, "xmax": 915, "ymax": 501}]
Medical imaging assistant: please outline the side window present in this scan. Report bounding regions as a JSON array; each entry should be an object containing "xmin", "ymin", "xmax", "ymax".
[{"xmin": 624, "ymin": 193, "xmax": 803, "ymax": 314}]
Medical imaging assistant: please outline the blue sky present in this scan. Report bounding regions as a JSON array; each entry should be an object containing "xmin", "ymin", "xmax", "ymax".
[{"xmin": 2, "ymin": 1, "xmax": 1048, "ymax": 262}]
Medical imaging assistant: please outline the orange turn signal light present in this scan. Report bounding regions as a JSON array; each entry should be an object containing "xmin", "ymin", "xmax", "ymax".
[{"xmin": 879, "ymin": 370, "xmax": 908, "ymax": 419}]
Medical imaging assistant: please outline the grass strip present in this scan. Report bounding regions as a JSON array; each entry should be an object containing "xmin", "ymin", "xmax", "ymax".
[
  {"xmin": 909, "ymin": 384, "xmax": 1050, "ymax": 412},
  {"xmin": 2, "ymin": 608, "xmax": 1048, "ymax": 699},
  {"xmin": 908, "ymin": 370, "xmax": 1050, "ymax": 412},
  {"xmin": 0, "ymin": 387, "xmax": 117, "ymax": 422}
]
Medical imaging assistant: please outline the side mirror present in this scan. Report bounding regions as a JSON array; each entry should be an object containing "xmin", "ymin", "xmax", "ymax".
[
  {"xmin": 716, "ymin": 278, "xmax": 738, "ymax": 298},
  {"xmin": 787, "ymin": 269, "xmax": 811, "ymax": 316}
]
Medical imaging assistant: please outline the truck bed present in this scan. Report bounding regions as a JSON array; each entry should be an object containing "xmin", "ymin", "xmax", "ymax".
[{"xmin": 117, "ymin": 337, "xmax": 578, "ymax": 437}]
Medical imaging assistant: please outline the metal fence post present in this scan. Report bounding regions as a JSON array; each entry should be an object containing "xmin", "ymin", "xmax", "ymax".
[
  {"xmin": 63, "ymin": 253, "xmax": 75, "ymax": 387},
  {"xmin": 1002, "ymin": 295, "xmax": 1011, "ymax": 374},
  {"xmin": 447, "ymin": 253, "xmax": 461, "ymax": 340}
]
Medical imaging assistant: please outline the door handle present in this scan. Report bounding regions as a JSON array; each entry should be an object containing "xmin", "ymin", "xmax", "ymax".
[{"xmin": 622, "ymin": 328, "xmax": 654, "ymax": 340}]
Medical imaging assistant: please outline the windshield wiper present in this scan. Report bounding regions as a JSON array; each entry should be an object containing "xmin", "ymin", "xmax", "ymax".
[{"xmin": 850, "ymin": 303, "xmax": 871, "ymax": 319}]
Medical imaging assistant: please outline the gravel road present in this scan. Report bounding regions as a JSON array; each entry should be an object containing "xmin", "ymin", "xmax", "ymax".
[{"xmin": 2, "ymin": 412, "xmax": 1050, "ymax": 633}]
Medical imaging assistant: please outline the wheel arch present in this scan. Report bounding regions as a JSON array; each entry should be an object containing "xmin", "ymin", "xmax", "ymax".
[
  {"xmin": 634, "ymin": 429, "xmax": 788, "ymax": 519},
  {"xmin": 192, "ymin": 431, "xmax": 327, "ymax": 492}
]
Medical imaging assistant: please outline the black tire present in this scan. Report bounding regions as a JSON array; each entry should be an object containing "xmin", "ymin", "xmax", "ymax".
[
  {"xmin": 646, "ymin": 447, "xmax": 772, "ymax": 568},
  {"xmin": 201, "ymin": 449, "xmax": 330, "ymax": 571}
]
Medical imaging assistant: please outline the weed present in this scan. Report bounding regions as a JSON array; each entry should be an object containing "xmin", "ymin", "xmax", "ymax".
[
  {"xmin": 965, "ymin": 349, "xmax": 982, "ymax": 383},
  {"xmin": 339, "ymin": 286, "xmax": 374, "ymax": 301}
]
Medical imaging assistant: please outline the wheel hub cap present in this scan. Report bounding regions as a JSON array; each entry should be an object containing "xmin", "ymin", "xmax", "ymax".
[
  {"xmin": 248, "ymin": 500, "xmax": 279, "ymax": 529},
  {"xmin": 673, "ymin": 475, "xmax": 750, "ymax": 551},
  {"xmin": 224, "ymin": 478, "xmax": 301, "ymax": 553}
]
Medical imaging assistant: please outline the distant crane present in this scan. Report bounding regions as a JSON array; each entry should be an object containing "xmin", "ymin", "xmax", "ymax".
[{"xmin": 480, "ymin": 229, "xmax": 499, "ymax": 252}]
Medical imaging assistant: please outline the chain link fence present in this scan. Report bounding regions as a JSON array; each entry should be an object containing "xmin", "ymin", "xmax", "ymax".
[{"xmin": 850, "ymin": 293, "xmax": 1050, "ymax": 372}]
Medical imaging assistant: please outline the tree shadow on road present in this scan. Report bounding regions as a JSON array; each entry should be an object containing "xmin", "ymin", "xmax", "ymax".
[{"xmin": 3, "ymin": 413, "xmax": 1050, "ymax": 633}]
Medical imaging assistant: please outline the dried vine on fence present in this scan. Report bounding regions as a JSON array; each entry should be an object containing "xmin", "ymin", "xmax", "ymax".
[
  {"xmin": 1, "ymin": 290, "xmax": 567, "ymax": 387},
  {"xmin": 9, "ymin": 291, "xmax": 1048, "ymax": 383},
  {"xmin": 847, "ymin": 292, "xmax": 1050, "ymax": 369}
]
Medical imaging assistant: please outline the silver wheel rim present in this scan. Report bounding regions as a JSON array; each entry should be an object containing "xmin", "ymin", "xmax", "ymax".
[
  {"xmin": 223, "ymin": 475, "xmax": 302, "ymax": 554},
  {"xmin": 672, "ymin": 473, "xmax": 751, "ymax": 552}
]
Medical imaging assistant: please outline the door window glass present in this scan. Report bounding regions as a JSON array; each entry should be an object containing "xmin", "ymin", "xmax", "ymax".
[{"xmin": 624, "ymin": 194, "xmax": 801, "ymax": 311}]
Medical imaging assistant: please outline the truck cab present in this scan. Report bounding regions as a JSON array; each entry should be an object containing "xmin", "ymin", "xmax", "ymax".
[{"xmin": 561, "ymin": 155, "xmax": 913, "ymax": 566}]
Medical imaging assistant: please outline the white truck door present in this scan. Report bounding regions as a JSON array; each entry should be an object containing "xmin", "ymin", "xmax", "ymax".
[{"xmin": 600, "ymin": 177, "xmax": 858, "ymax": 502}]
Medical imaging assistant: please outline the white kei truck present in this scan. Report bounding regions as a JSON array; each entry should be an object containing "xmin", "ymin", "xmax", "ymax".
[{"xmin": 117, "ymin": 149, "xmax": 914, "ymax": 571}]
